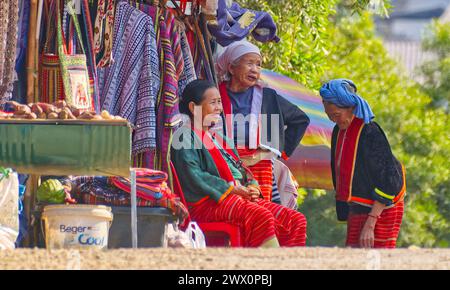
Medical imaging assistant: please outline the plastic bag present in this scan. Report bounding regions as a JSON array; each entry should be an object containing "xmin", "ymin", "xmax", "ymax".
[
  {"xmin": 167, "ymin": 223, "xmax": 193, "ymax": 248},
  {"xmin": 184, "ymin": 222, "xmax": 206, "ymax": 249},
  {"xmin": 0, "ymin": 169, "xmax": 19, "ymax": 250}
]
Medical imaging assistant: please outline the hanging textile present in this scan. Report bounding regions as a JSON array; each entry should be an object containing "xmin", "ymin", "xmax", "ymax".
[
  {"xmin": 99, "ymin": 1, "xmax": 160, "ymax": 154},
  {"xmin": 0, "ymin": 0, "xmax": 20, "ymax": 108},
  {"xmin": 94, "ymin": 0, "xmax": 115, "ymax": 68},
  {"xmin": 135, "ymin": 4, "xmax": 183, "ymax": 174},
  {"xmin": 39, "ymin": 0, "xmax": 65, "ymax": 104},
  {"xmin": 12, "ymin": 0, "xmax": 31, "ymax": 103},
  {"xmin": 208, "ymin": 0, "xmax": 280, "ymax": 47},
  {"xmin": 177, "ymin": 29, "xmax": 197, "ymax": 96},
  {"xmin": 80, "ymin": 0, "xmax": 100, "ymax": 112}
]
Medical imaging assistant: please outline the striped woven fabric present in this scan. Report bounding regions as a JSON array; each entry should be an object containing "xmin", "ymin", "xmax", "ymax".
[
  {"xmin": 39, "ymin": 54, "xmax": 66, "ymax": 103},
  {"xmin": 177, "ymin": 30, "xmax": 197, "ymax": 97},
  {"xmin": 346, "ymin": 201, "xmax": 404, "ymax": 248},
  {"xmin": 138, "ymin": 5, "xmax": 183, "ymax": 172},
  {"xmin": 99, "ymin": 2, "xmax": 159, "ymax": 153},
  {"xmin": 110, "ymin": 168, "xmax": 168, "ymax": 202},
  {"xmin": 72, "ymin": 176, "xmax": 188, "ymax": 219},
  {"xmin": 237, "ymin": 148, "xmax": 273, "ymax": 202},
  {"xmin": 189, "ymin": 194, "xmax": 307, "ymax": 247}
]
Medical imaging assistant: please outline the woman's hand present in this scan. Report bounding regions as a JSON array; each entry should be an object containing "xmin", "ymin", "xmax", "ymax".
[
  {"xmin": 359, "ymin": 201, "xmax": 385, "ymax": 248},
  {"xmin": 359, "ymin": 216, "xmax": 377, "ymax": 248},
  {"xmin": 247, "ymin": 186, "xmax": 261, "ymax": 202},
  {"xmin": 231, "ymin": 186, "xmax": 252, "ymax": 201}
]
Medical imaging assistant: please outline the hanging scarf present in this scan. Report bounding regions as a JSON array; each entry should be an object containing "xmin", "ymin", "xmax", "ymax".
[
  {"xmin": 177, "ymin": 29, "xmax": 197, "ymax": 96},
  {"xmin": 138, "ymin": 4, "xmax": 182, "ymax": 173},
  {"xmin": 320, "ymin": 79, "xmax": 375, "ymax": 124},
  {"xmin": 0, "ymin": 0, "xmax": 20, "ymax": 106}
]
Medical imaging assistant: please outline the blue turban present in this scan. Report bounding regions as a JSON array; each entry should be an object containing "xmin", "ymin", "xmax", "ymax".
[{"xmin": 319, "ymin": 79, "xmax": 375, "ymax": 124}]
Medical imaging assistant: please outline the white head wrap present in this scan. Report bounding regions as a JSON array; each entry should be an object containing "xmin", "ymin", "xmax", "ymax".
[{"xmin": 215, "ymin": 40, "xmax": 261, "ymax": 82}]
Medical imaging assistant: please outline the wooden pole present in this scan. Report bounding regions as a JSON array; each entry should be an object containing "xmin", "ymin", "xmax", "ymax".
[{"xmin": 26, "ymin": 0, "xmax": 38, "ymax": 104}]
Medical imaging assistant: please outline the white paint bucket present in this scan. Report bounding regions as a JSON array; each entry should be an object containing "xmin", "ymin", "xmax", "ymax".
[{"xmin": 41, "ymin": 205, "xmax": 113, "ymax": 249}]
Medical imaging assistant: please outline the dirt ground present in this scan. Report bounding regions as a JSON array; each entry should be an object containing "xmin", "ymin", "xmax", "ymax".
[{"xmin": 0, "ymin": 247, "xmax": 449, "ymax": 270}]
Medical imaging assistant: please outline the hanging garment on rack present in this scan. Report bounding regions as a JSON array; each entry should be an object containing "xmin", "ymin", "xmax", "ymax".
[
  {"xmin": 208, "ymin": 0, "xmax": 280, "ymax": 47},
  {"xmin": 39, "ymin": 0, "xmax": 93, "ymax": 110},
  {"xmin": 94, "ymin": 0, "xmax": 115, "ymax": 67},
  {"xmin": 12, "ymin": 0, "xmax": 31, "ymax": 104},
  {"xmin": 177, "ymin": 29, "xmax": 197, "ymax": 97},
  {"xmin": 137, "ymin": 4, "xmax": 183, "ymax": 173},
  {"xmin": 80, "ymin": 0, "xmax": 100, "ymax": 112},
  {"xmin": 99, "ymin": 1, "xmax": 160, "ymax": 154},
  {"xmin": 0, "ymin": 0, "xmax": 20, "ymax": 108}
]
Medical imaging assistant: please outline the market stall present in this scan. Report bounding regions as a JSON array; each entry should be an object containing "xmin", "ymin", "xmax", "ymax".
[
  {"xmin": 0, "ymin": 116, "xmax": 141, "ymax": 247},
  {"xmin": 1, "ymin": 0, "xmax": 334, "ymax": 249}
]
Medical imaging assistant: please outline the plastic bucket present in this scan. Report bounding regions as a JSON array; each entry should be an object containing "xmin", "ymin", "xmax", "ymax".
[{"xmin": 41, "ymin": 205, "xmax": 113, "ymax": 249}]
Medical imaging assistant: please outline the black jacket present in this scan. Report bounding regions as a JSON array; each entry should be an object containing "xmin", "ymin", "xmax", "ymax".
[
  {"xmin": 224, "ymin": 87, "xmax": 310, "ymax": 157},
  {"xmin": 331, "ymin": 121, "xmax": 406, "ymax": 220}
]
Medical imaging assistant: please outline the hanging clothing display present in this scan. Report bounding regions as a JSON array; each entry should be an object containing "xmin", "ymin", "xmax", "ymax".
[
  {"xmin": 12, "ymin": 0, "xmax": 30, "ymax": 103},
  {"xmin": 177, "ymin": 29, "xmax": 197, "ymax": 97},
  {"xmin": 94, "ymin": 0, "xmax": 115, "ymax": 68},
  {"xmin": 79, "ymin": 0, "xmax": 100, "ymax": 112},
  {"xmin": 0, "ymin": 0, "xmax": 20, "ymax": 108},
  {"xmin": 208, "ymin": 0, "xmax": 280, "ymax": 47},
  {"xmin": 134, "ymin": 4, "xmax": 183, "ymax": 172},
  {"xmin": 99, "ymin": 1, "xmax": 160, "ymax": 154}
]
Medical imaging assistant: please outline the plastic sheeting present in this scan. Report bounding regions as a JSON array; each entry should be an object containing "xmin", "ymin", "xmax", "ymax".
[
  {"xmin": 260, "ymin": 70, "xmax": 334, "ymax": 190},
  {"xmin": 0, "ymin": 120, "xmax": 132, "ymax": 177}
]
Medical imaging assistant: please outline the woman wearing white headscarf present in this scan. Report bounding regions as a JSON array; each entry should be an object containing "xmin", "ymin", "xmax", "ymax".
[{"xmin": 215, "ymin": 40, "xmax": 310, "ymax": 202}]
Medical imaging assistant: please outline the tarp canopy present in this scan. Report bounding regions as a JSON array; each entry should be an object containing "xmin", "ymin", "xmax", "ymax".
[{"xmin": 260, "ymin": 70, "xmax": 334, "ymax": 190}]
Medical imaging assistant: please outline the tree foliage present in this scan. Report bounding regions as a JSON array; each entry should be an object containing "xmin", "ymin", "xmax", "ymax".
[
  {"xmin": 420, "ymin": 20, "xmax": 450, "ymax": 111},
  {"xmin": 238, "ymin": 0, "xmax": 450, "ymax": 247}
]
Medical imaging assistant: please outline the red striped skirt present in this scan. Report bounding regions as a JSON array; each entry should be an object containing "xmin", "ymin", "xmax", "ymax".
[
  {"xmin": 237, "ymin": 148, "xmax": 273, "ymax": 202},
  {"xmin": 189, "ymin": 194, "xmax": 307, "ymax": 247},
  {"xmin": 346, "ymin": 201, "xmax": 404, "ymax": 248}
]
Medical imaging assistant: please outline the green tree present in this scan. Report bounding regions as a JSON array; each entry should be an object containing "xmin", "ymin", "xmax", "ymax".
[{"xmin": 420, "ymin": 20, "xmax": 450, "ymax": 111}]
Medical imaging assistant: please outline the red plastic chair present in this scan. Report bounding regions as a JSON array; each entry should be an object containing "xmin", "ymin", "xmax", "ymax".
[{"xmin": 170, "ymin": 162, "xmax": 243, "ymax": 247}]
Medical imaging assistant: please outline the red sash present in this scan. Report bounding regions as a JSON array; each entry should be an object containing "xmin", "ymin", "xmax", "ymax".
[
  {"xmin": 219, "ymin": 82, "xmax": 234, "ymax": 138},
  {"xmin": 192, "ymin": 127, "xmax": 237, "ymax": 185},
  {"xmin": 335, "ymin": 117, "xmax": 365, "ymax": 202}
]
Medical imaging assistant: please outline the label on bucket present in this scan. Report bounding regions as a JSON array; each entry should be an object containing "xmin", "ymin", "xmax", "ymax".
[
  {"xmin": 44, "ymin": 218, "xmax": 110, "ymax": 249},
  {"xmin": 60, "ymin": 225, "xmax": 106, "ymax": 247}
]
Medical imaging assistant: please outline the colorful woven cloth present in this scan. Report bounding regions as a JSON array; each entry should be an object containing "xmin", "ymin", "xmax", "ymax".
[
  {"xmin": 71, "ymin": 175, "xmax": 188, "ymax": 220},
  {"xmin": 99, "ymin": 1, "xmax": 160, "ymax": 153},
  {"xmin": 208, "ymin": 0, "xmax": 280, "ymax": 47},
  {"xmin": 80, "ymin": 0, "xmax": 100, "ymax": 112},
  {"xmin": 137, "ymin": 5, "xmax": 183, "ymax": 172},
  {"xmin": 110, "ymin": 169, "xmax": 169, "ymax": 201},
  {"xmin": 0, "ymin": 0, "xmax": 20, "ymax": 107},
  {"xmin": 178, "ymin": 30, "xmax": 197, "ymax": 97},
  {"xmin": 346, "ymin": 201, "xmax": 404, "ymax": 248}
]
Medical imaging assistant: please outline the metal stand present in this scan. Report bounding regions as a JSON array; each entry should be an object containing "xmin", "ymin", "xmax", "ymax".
[{"xmin": 130, "ymin": 169, "xmax": 138, "ymax": 248}]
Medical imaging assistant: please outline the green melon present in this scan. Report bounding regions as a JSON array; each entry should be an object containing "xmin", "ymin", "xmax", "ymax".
[{"xmin": 37, "ymin": 179, "xmax": 65, "ymax": 204}]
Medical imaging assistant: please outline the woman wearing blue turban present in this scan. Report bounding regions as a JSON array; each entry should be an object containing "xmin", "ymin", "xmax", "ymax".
[{"xmin": 320, "ymin": 79, "xmax": 406, "ymax": 248}]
